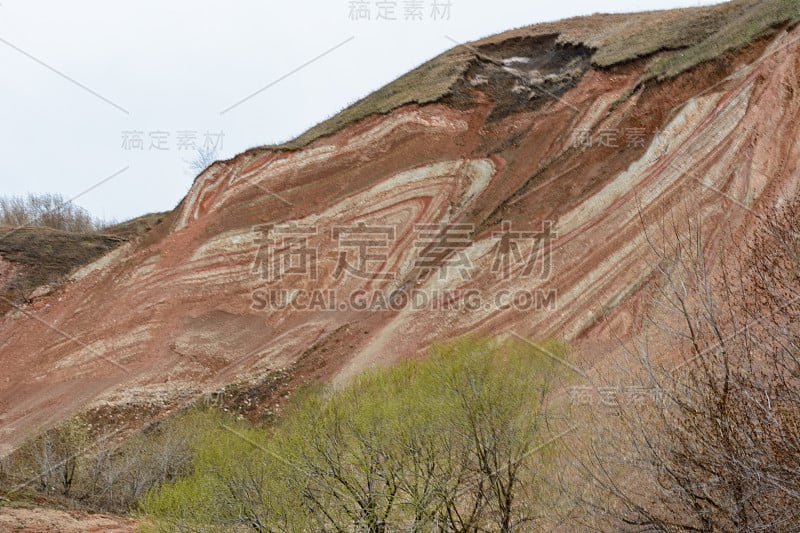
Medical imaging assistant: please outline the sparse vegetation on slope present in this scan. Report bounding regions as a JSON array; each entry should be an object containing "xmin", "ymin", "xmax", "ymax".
[
  {"xmin": 0, "ymin": 199, "xmax": 165, "ymax": 308},
  {"xmin": 0, "ymin": 227, "xmax": 125, "ymax": 306},
  {"xmin": 276, "ymin": 48, "xmax": 474, "ymax": 150},
  {"xmin": 567, "ymin": 0, "xmax": 798, "ymax": 69}
]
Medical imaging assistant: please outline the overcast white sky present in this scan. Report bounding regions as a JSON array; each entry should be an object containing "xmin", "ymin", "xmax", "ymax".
[{"xmin": 0, "ymin": 0, "xmax": 722, "ymax": 222}]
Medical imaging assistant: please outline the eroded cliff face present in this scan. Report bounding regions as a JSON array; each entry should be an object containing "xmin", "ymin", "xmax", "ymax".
[{"xmin": 1, "ymin": 10, "xmax": 799, "ymax": 454}]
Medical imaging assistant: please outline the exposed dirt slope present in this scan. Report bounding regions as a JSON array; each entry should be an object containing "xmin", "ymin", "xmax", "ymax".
[
  {"xmin": 0, "ymin": 213, "xmax": 165, "ymax": 314},
  {"xmin": 1, "ymin": 2, "xmax": 799, "ymax": 459},
  {"xmin": 0, "ymin": 227, "xmax": 125, "ymax": 310}
]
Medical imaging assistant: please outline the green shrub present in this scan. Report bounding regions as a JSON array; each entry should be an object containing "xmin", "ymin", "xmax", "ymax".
[{"xmin": 139, "ymin": 336, "xmax": 572, "ymax": 532}]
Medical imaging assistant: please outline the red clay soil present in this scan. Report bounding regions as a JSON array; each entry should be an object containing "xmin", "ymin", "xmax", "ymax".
[{"xmin": 1, "ymin": 18, "xmax": 799, "ymax": 467}]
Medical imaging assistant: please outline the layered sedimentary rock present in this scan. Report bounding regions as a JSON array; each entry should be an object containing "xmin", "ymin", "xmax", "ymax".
[{"xmin": 1, "ymin": 1, "xmax": 799, "ymax": 454}]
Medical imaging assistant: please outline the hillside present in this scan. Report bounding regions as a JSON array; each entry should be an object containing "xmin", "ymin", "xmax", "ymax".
[{"xmin": 0, "ymin": 2, "xmax": 799, "ymax": 523}]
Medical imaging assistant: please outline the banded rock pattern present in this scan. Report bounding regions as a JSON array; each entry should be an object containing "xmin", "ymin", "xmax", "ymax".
[{"xmin": 1, "ymin": 5, "xmax": 799, "ymax": 454}]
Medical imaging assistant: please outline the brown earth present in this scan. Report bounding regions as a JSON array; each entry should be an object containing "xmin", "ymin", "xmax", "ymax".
[
  {"xmin": 0, "ymin": 0, "xmax": 799, "ymax": 511},
  {"xmin": 0, "ymin": 213, "xmax": 165, "ymax": 314},
  {"xmin": 0, "ymin": 505, "xmax": 135, "ymax": 532}
]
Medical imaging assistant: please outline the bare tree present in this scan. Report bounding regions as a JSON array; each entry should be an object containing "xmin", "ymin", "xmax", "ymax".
[
  {"xmin": 27, "ymin": 420, "xmax": 89, "ymax": 497},
  {"xmin": 185, "ymin": 145, "xmax": 218, "ymax": 176},
  {"xmin": 573, "ymin": 200, "xmax": 800, "ymax": 531}
]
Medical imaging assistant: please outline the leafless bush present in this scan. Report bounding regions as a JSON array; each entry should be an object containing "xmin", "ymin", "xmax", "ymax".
[
  {"xmin": 5, "ymin": 419, "xmax": 90, "ymax": 498},
  {"xmin": 573, "ymin": 201, "xmax": 800, "ymax": 531},
  {"xmin": 0, "ymin": 193, "xmax": 109, "ymax": 232},
  {"xmin": 185, "ymin": 145, "xmax": 218, "ymax": 176},
  {"xmin": 1, "ymin": 413, "xmax": 197, "ymax": 513}
]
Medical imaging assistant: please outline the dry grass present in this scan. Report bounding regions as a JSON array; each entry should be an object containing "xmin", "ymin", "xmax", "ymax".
[
  {"xmin": 270, "ymin": 47, "xmax": 474, "ymax": 151},
  {"xmin": 644, "ymin": 0, "xmax": 800, "ymax": 81},
  {"xmin": 0, "ymin": 212, "xmax": 164, "ymax": 308},
  {"xmin": 266, "ymin": 0, "xmax": 798, "ymax": 151},
  {"xmin": 0, "ymin": 227, "xmax": 124, "ymax": 304},
  {"xmin": 101, "ymin": 212, "xmax": 166, "ymax": 240}
]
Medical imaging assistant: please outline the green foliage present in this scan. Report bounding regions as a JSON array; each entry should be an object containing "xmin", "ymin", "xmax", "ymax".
[{"xmin": 139, "ymin": 336, "xmax": 572, "ymax": 532}]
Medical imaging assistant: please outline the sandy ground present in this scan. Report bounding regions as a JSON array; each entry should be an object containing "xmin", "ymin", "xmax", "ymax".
[{"xmin": 0, "ymin": 507, "xmax": 135, "ymax": 533}]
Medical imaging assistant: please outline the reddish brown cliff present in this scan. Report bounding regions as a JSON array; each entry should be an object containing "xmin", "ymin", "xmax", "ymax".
[{"xmin": 1, "ymin": 0, "xmax": 798, "ymax": 456}]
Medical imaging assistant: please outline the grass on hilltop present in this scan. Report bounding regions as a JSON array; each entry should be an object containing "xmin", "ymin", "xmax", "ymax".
[{"xmin": 265, "ymin": 0, "xmax": 798, "ymax": 152}]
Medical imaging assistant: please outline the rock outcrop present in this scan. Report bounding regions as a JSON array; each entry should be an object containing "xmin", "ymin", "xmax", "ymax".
[{"xmin": 1, "ymin": 0, "xmax": 799, "ymax": 455}]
